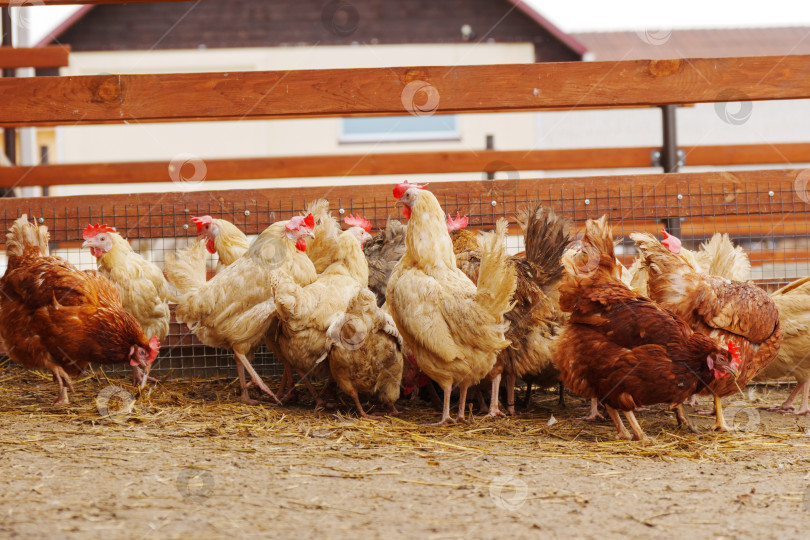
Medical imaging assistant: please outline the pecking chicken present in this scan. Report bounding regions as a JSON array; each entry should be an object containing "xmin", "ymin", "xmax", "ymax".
[
  {"xmin": 268, "ymin": 211, "xmax": 370, "ymax": 404},
  {"xmin": 164, "ymin": 214, "xmax": 317, "ymax": 404},
  {"xmin": 326, "ymin": 285, "xmax": 404, "ymax": 417},
  {"xmin": 447, "ymin": 206, "xmax": 571, "ymax": 416},
  {"xmin": 363, "ymin": 218, "xmax": 407, "ymax": 307},
  {"xmin": 753, "ymin": 276, "xmax": 810, "ymax": 415},
  {"xmin": 81, "ymin": 224, "xmax": 170, "ymax": 350},
  {"xmin": 632, "ymin": 232, "xmax": 782, "ymax": 431},
  {"xmin": 554, "ymin": 216, "xmax": 740, "ymax": 440},
  {"xmin": 191, "ymin": 215, "xmax": 249, "ymax": 272},
  {"xmin": 386, "ymin": 181, "xmax": 517, "ymax": 424},
  {"xmin": 0, "ymin": 215, "xmax": 159, "ymax": 403}
]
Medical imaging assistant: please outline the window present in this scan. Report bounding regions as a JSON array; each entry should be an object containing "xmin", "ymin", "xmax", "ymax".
[{"xmin": 340, "ymin": 115, "xmax": 459, "ymax": 143}]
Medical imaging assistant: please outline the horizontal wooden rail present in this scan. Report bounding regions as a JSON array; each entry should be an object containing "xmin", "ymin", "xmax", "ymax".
[
  {"xmin": 0, "ymin": 55, "xmax": 809, "ymax": 127},
  {"xmin": 3, "ymin": 143, "xmax": 809, "ymax": 188},
  {"xmin": 0, "ymin": 46, "xmax": 70, "ymax": 69},
  {"xmin": 0, "ymin": 169, "xmax": 806, "ymax": 244}
]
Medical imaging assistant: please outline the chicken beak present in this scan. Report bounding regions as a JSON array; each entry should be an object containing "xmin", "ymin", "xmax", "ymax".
[
  {"xmin": 81, "ymin": 240, "xmax": 92, "ymax": 248},
  {"xmin": 138, "ymin": 363, "xmax": 152, "ymax": 390},
  {"xmin": 304, "ymin": 229, "xmax": 315, "ymax": 239}
]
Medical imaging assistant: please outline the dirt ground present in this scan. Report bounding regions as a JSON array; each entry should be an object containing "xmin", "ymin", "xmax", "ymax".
[{"xmin": 1, "ymin": 366, "xmax": 810, "ymax": 540}]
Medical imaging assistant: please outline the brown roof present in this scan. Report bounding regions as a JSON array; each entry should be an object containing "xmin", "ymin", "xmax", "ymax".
[{"xmin": 573, "ymin": 27, "xmax": 810, "ymax": 61}]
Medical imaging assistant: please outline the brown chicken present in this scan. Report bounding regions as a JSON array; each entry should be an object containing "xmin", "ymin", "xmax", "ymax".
[
  {"xmin": 754, "ymin": 276, "xmax": 810, "ymax": 415},
  {"xmin": 632, "ymin": 232, "xmax": 782, "ymax": 431},
  {"xmin": 0, "ymin": 215, "xmax": 159, "ymax": 404},
  {"xmin": 364, "ymin": 219, "xmax": 407, "ymax": 307},
  {"xmin": 554, "ymin": 216, "xmax": 740, "ymax": 440},
  {"xmin": 326, "ymin": 286, "xmax": 404, "ymax": 417},
  {"xmin": 448, "ymin": 205, "xmax": 571, "ymax": 416},
  {"xmin": 386, "ymin": 181, "xmax": 517, "ymax": 424}
]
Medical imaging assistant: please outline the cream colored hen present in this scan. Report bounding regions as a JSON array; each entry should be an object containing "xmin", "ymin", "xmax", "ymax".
[{"xmin": 386, "ymin": 181, "xmax": 517, "ymax": 425}]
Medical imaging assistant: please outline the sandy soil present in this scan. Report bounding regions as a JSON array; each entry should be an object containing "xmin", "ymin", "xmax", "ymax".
[{"xmin": 1, "ymin": 367, "xmax": 809, "ymax": 540}]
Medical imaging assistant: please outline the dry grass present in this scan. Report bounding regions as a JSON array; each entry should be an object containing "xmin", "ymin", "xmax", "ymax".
[{"xmin": 2, "ymin": 361, "xmax": 809, "ymax": 466}]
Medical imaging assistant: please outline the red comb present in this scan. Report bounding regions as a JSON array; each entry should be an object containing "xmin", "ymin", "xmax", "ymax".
[
  {"xmin": 190, "ymin": 215, "xmax": 213, "ymax": 234},
  {"xmin": 660, "ymin": 227, "xmax": 682, "ymax": 254},
  {"xmin": 286, "ymin": 213, "xmax": 315, "ymax": 231},
  {"xmin": 446, "ymin": 212, "xmax": 469, "ymax": 232},
  {"xmin": 147, "ymin": 336, "xmax": 160, "ymax": 365},
  {"xmin": 344, "ymin": 214, "xmax": 372, "ymax": 232},
  {"xmin": 393, "ymin": 180, "xmax": 429, "ymax": 199},
  {"xmin": 727, "ymin": 340, "xmax": 742, "ymax": 370},
  {"xmin": 82, "ymin": 223, "xmax": 115, "ymax": 241}
]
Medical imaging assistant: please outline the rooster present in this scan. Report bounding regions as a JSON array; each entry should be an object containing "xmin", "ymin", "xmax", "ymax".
[
  {"xmin": 447, "ymin": 206, "xmax": 571, "ymax": 416},
  {"xmin": 81, "ymin": 224, "xmax": 170, "ymax": 352},
  {"xmin": 0, "ymin": 215, "xmax": 159, "ymax": 404},
  {"xmin": 269, "ymin": 211, "xmax": 370, "ymax": 405},
  {"xmin": 190, "ymin": 215, "xmax": 249, "ymax": 272},
  {"xmin": 164, "ymin": 214, "xmax": 317, "ymax": 404},
  {"xmin": 386, "ymin": 181, "xmax": 517, "ymax": 424},
  {"xmin": 555, "ymin": 216, "xmax": 740, "ymax": 440},
  {"xmin": 632, "ymin": 232, "xmax": 782, "ymax": 431},
  {"xmin": 754, "ymin": 276, "xmax": 810, "ymax": 415}
]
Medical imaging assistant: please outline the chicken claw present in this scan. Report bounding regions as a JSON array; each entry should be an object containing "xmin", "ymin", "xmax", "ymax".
[{"xmin": 580, "ymin": 398, "xmax": 605, "ymax": 421}]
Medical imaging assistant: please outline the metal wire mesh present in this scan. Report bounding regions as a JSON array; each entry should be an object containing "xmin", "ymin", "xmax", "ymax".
[{"xmin": 0, "ymin": 176, "xmax": 807, "ymax": 379}]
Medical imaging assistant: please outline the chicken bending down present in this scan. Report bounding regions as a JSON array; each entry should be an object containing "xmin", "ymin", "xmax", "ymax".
[
  {"xmin": 81, "ymin": 224, "xmax": 170, "ymax": 385},
  {"xmin": 269, "ymin": 212, "xmax": 371, "ymax": 405},
  {"xmin": 632, "ymin": 232, "xmax": 782, "ymax": 431},
  {"xmin": 326, "ymin": 287, "xmax": 404, "ymax": 417},
  {"xmin": 754, "ymin": 276, "xmax": 810, "ymax": 415},
  {"xmin": 165, "ymin": 215, "xmax": 317, "ymax": 404},
  {"xmin": 0, "ymin": 215, "xmax": 159, "ymax": 404},
  {"xmin": 447, "ymin": 205, "xmax": 571, "ymax": 416},
  {"xmin": 554, "ymin": 216, "xmax": 740, "ymax": 440},
  {"xmin": 386, "ymin": 181, "xmax": 517, "ymax": 425}
]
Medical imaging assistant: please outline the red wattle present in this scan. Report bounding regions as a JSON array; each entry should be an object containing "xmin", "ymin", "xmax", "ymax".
[
  {"xmin": 206, "ymin": 238, "xmax": 216, "ymax": 254},
  {"xmin": 402, "ymin": 206, "xmax": 411, "ymax": 219},
  {"xmin": 91, "ymin": 247, "xmax": 103, "ymax": 258},
  {"xmin": 296, "ymin": 237, "xmax": 308, "ymax": 251},
  {"xmin": 715, "ymin": 369, "xmax": 729, "ymax": 379}
]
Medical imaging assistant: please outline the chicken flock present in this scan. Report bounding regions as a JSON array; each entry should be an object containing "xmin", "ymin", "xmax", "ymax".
[{"xmin": 1, "ymin": 181, "xmax": 808, "ymax": 440}]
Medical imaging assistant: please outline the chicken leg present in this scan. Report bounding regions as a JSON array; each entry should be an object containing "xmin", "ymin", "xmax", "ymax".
[
  {"xmin": 486, "ymin": 374, "xmax": 505, "ymax": 418},
  {"xmin": 712, "ymin": 395, "xmax": 733, "ymax": 432},
  {"xmin": 505, "ymin": 373, "xmax": 518, "ymax": 416},
  {"xmin": 622, "ymin": 410, "xmax": 646, "ymax": 441},
  {"xmin": 581, "ymin": 398, "xmax": 605, "ymax": 421},
  {"xmin": 673, "ymin": 404, "xmax": 698, "ymax": 433},
  {"xmin": 457, "ymin": 383, "xmax": 470, "ymax": 422},
  {"xmin": 432, "ymin": 384, "xmax": 456, "ymax": 425},
  {"xmin": 51, "ymin": 366, "xmax": 73, "ymax": 405},
  {"xmin": 760, "ymin": 382, "xmax": 810, "ymax": 415},
  {"xmin": 605, "ymin": 405, "xmax": 632, "ymax": 440},
  {"xmin": 233, "ymin": 351, "xmax": 282, "ymax": 405}
]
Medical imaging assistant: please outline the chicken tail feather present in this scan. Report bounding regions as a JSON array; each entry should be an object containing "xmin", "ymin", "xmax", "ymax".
[
  {"xmin": 164, "ymin": 239, "xmax": 208, "ymax": 302},
  {"xmin": 474, "ymin": 225, "xmax": 517, "ymax": 319},
  {"xmin": 519, "ymin": 203, "xmax": 571, "ymax": 288},
  {"xmin": 6, "ymin": 214, "xmax": 49, "ymax": 259}
]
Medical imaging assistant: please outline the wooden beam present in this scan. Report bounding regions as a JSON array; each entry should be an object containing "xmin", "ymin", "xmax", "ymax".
[
  {"xmin": 0, "ymin": 46, "xmax": 70, "ymax": 69},
  {"xmin": 1, "ymin": 56, "xmax": 809, "ymax": 127},
  {"xmin": 3, "ymin": 143, "xmax": 810, "ymax": 188},
  {"xmin": 0, "ymin": 168, "xmax": 805, "ymax": 244}
]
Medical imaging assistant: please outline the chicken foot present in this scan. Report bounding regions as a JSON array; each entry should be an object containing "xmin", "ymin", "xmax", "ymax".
[
  {"xmin": 759, "ymin": 382, "xmax": 810, "ymax": 416},
  {"xmin": 50, "ymin": 366, "xmax": 74, "ymax": 405},
  {"xmin": 622, "ymin": 410, "xmax": 646, "ymax": 441},
  {"xmin": 580, "ymin": 398, "xmax": 605, "ymax": 421},
  {"xmin": 431, "ymin": 384, "xmax": 456, "ymax": 425},
  {"xmin": 673, "ymin": 404, "xmax": 698, "ymax": 433},
  {"xmin": 712, "ymin": 394, "xmax": 733, "ymax": 432},
  {"xmin": 605, "ymin": 405, "xmax": 632, "ymax": 440},
  {"xmin": 233, "ymin": 351, "xmax": 282, "ymax": 405},
  {"xmin": 457, "ymin": 383, "xmax": 470, "ymax": 422},
  {"xmin": 506, "ymin": 373, "xmax": 518, "ymax": 416},
  {"xmin": 486, "ymin": 374, "xmax": 505, "ymax": 418}
]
